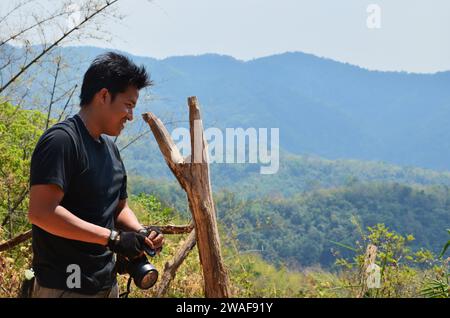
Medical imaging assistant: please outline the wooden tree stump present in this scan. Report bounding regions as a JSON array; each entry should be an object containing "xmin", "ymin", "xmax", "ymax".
[{"xmin": 142, "ymin": 96, "xmax": 230, "ymax": 298}]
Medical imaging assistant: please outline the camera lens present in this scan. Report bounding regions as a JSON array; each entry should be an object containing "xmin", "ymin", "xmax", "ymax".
[
  {"xmin": 134, "ymin": 263, "xmax": 158, "ymax": 289},
  {"xmin": 140, "ymin": 269, "xmax": 158, "ymax": 289}
]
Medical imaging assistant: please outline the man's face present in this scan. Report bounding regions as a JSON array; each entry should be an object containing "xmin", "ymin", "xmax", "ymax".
[{"xmin": 100, "ymin": 86, "xmax": 139, "ymax": 136}]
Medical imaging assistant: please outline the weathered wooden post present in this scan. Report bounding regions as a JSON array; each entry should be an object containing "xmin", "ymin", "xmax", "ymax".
[
  {"xmin": 358, "ymin": 244, "xmax": 378, "ymax": 298},
  {"xmin": 142, "ymin": 96, "xmax": 230, "ymax": 298}
]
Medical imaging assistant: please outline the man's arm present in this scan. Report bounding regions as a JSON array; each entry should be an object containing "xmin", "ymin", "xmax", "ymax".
[
  {"xmin": 115, "ymin": 199, "xmax": 164, "ymax": 250},
  {"xmin": 115, "ymin": 199, "xmax": 143, "ymax": 233},
  {"xmin": 28, "ymin": 184, "xmax": 111, "ymax": 246}
]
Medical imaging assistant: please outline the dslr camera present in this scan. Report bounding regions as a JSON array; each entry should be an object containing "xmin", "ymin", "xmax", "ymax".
[{"xmin": 115, "ymin": 227, "xmax": 161, "ymax": 290}]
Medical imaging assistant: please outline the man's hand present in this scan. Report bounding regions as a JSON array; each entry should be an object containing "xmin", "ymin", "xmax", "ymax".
[
  {"xmin": 138, "ymin": 227, "xmax": 165, "ymax": 254},
  {"xmin": 108, "ymin": 231, "xmax": 150, "ymax": 260}
]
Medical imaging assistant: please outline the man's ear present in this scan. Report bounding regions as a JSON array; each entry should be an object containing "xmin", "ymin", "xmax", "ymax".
[{"xmin": 97, "ymin": 88, "xmax": 110, "ymax": 105}]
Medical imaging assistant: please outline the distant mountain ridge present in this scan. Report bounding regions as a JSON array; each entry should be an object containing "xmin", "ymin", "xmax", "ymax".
[
  {"xmin": 73, "ymin": 46, "xmax": 450, "ymax": 171},
  {"xmin": 5, "ymin": 45, "xmax": 450, "ymax": 171}
]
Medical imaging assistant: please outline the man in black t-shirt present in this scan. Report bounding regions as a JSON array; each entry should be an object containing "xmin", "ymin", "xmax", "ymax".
[{"xmin": 28, "ymin": 52, "xmax": 164, "ymax": 298}]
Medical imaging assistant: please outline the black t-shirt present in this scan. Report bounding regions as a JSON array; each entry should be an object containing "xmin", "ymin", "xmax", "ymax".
[{"xmin": 30, "ymin": 114, "xmax": 128, "ymax": 294}]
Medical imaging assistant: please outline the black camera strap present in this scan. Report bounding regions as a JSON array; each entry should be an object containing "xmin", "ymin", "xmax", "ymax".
[{"xmin": 119, "ymin": 276, "xmax": 133, "ymax": 298}]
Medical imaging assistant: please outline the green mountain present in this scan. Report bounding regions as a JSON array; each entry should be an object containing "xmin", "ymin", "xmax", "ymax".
[{"xmin": 6, "ymin": 45, "xmax": 450, "ymax": 170}]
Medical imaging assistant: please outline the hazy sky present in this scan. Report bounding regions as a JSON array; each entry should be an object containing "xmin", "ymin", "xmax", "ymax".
[{"xmin": 52, "ymin": 0, "xmax": 450, "ymax": 73}]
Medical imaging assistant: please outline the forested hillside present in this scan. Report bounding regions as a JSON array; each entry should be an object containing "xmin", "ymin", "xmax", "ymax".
[{"xmin": 130, "ymin": 175, "xmax": 450, "ymax": 268}]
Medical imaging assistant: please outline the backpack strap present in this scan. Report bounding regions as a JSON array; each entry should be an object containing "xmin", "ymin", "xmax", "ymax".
[{"xmin": 47, "ymin": 118, "xmax": 89, "ymax": 174}]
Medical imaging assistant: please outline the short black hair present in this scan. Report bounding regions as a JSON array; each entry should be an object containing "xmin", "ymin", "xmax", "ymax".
[{"xmin": 79, "ymin": 52, "xmax": 152, "ymax": 107}]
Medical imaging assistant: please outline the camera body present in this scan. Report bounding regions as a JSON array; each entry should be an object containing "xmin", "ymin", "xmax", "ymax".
[{"xmin": 116, "ymin": 246, "xmax": 158, "ymax": 290}]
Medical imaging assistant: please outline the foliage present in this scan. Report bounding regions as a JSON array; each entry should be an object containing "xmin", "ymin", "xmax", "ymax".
[
  {"xmin": 439, "ymin": 229, "xmax": 450, "ymax": 258},
  {"xmin": 0, "ymin": 101, "xmax": 47, "ymax": 238},
  {"xmin": 210, "ymin": 183, "xmax": 450, "ymax": 269},
  {"xmin": 1, "ymin": 192, "xmax": 448, "ymax": 298},
  {"xmin": 333, "ymin": 223, "xmax": 437, "ymax": 298},
  {"xmin": 421, "ymin": 274, "xmax": 449, "ymax": 298},
  {"xmin": 129, "ymin": 193, "xmax": 179, "ymax": 225},
  {"xmin": 420, "ymin": 229, "xmax": 450, "ymax": 298}
]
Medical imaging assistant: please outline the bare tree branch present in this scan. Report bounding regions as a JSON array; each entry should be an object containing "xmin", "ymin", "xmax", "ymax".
[
  {"xmin": 0, "ymin": 224, "xmax": 194, "ymax": 252},
  {"xmin": 57, "ymin": 84, "xmax": 78, "ymax": 122},
  {"xmin": 0, "ymin": 11, "xmax": 67, "ymax": 48},
  {"xmin": 0, "ymin": 0, "xmax": 120, "ymax": 94},
  {"xmin": 0, "ymin": 0, "xmax": 35, "ymax": 26},
  {"xmin": 45, "ymin": 56, "xmax": 61, "ymax": 129},
  {"xmin": 156, "ymin": 229, "xmax": 197, "ymax": 297}
]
